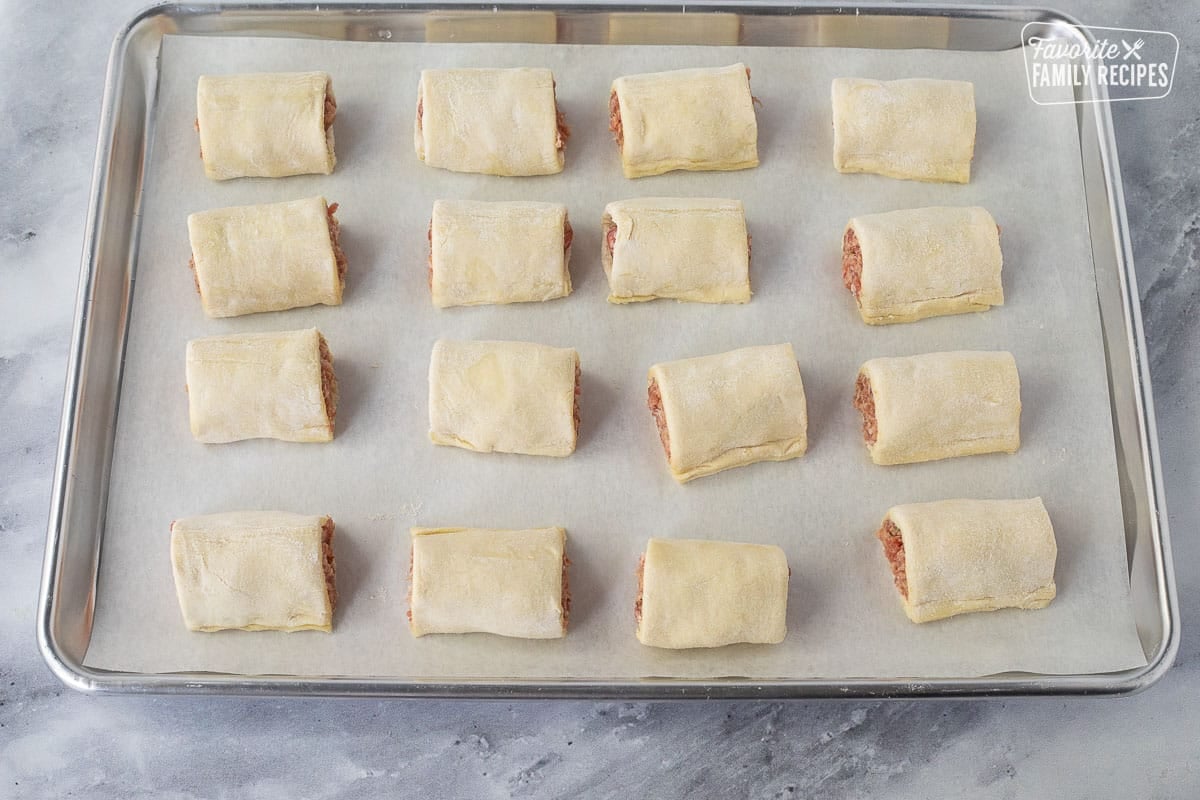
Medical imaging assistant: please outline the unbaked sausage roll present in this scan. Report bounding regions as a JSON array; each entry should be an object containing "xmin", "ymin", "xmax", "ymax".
[
  {"xmin": 196, "ymin": 72, "xmax": 336, "ymax": 180},
  {"xmin": 876, "ymin": 498, "xmax": 1057, "ymax": 624},
  {"xmin": 408, "ymin": 526, "xmax": 568, "ymax": 639},
  {"xmin": 602, "ymin": 197, "xmax": 750, "ymax": 304},
  {"xmin": 635, "ymin": 538, "xmax": 788, "ymax": 648},
  {"xmin": 170, "ymin": 511, "xmax": 336, "ymax": 632},
  {"xmin": 414, "ymin": 68, "xmax": 567, "ymax": 176},
  {"xmin": 186, "ymin": 328, "xmax": 337, "ymax": 443},
  {"xmin": 609, "ymin": 64, "xmax": 758, "ymax": 178},
  {"xmin": 429, "ymin": 339, "xmax": 579, "ymax": 457},
  {"xmin": 187, "ymin": 196, "xmax": 347, "ymax": 318},
  {"xmin": 854, "ymin": 351, "xmax": 1021, "ymax": 466},
  {"xmin": 647, "ymin": 344, "xmax": 807, "ymax": 483},
  {"xmin": 831, "ymin": 77, "xmax": 975, "ymax": 183},
  {"xmin": 842, "ymin": 206, "xmax": 1003, "ymax": 325},
  {"xmin": 429, "ymin": 200, "xmax": 572, "ymax": 307}
]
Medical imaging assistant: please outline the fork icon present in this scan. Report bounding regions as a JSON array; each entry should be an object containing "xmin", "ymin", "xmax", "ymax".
[{"xmin": 1122, "ymin": 38, "xmax": 1146, "ymax": 60}]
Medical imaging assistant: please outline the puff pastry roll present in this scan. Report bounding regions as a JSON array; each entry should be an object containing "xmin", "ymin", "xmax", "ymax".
[
  {"xmin": 635, "ymin": 538, "xmax": 789, "ymax": 649},
  {"xmin": 842, "ymin": 206, "xmax": 1003, "ymax": 325},
  {"xmin": 409, "ymin": 527, "xmax": 568, "ymax": 639},
  {"xmin": 186, "ymin": 328, "xmax": 337, "ymax": 443},
  {"xmin": 196, "ymin": 72, "xmax": 336, "ymax": 180},
  {"xmin": 170, "ymin": 511, "xmax": 336, "ymax": 632},
  {"xmin": 429, "ymin": 339, "xmax": 579, "ymax": 457},
  {"xmin": 602, "ymin": 198, "xmax": 751, "ymax": 304},
  {"xmin": 854, "ymin": 351, "xmax": 1021, "ymax": 466},
  {"xmin": 414, "ymin": 68, "xmax": 567, "ymax": 176},
  {"xmin": 876, "ymin": 498, "xmax": 1057, "ymax": 624},
  {"xmin": 831, "ymin": 77, "xmax": 975, "ymax": 183},
  {"xmin": 429, "ymin": 200, "xmax": 572, "ymax": 307},
  {"xmin": 609, "ymin": 64, "xmax": 759, "ymax": 178},
  {"xmin": 647, "ymin": 344, "xmax": 807, "ymax": 483},
  {"xmin": 187, "ymin": 196, "xmax": 346, "ymax": 318}
]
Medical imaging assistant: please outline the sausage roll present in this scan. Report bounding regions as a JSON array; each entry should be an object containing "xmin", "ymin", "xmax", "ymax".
[
  {"xmin": 842, "ymin": 206, "xmax": 1003, "ymax": 325},
  {"xmin": 429, "ymin": 200, "xmax": 572, "ymax": 307},
  {"xmin": 170, "ymin": 511, "xmax": 336, "ymax": 632},
  {"xmin": 187, "ymin": 196, "xmax": 346, "ymax": 318},
  {"xmin": 408, "ymin": 526, "xmax": 568, "ymax": 639},
  {"xmin": 602, "ymin": 197, "xmax": 750, "ymax": 304},
  {"xmin": 609, "ymin": 64, "xmax": 759, "ymax": 178},
  {"xmin": 831, "ymin": 77, "xmax": 975, "ymax": 183},
  {"xmin": 196, "ymin": 72, "xmax": 336, "ymax": 180},
  {"xmin": 428, "ymin": 339, "xmax": 580, "ymax": 457},
  {"xmin": 647, "ymin": 344, "xmax": 807, "ymax": 483},
  {"xmin": 854, "ymin": 351, "xmax": 1021, "ymax": 466},
  {"xmin": 414, "ymin": 68, "xmax": 567, "ymax": 176},
  {"xmin": 876, "ymin": 498, "xmax": 1057, "ymax": 624},
  {"xmin": 635, "ymin": 538, "xmax": 789, "ymax": 649},
  {"xmin": 186, "ymin": 328, "xmax": 337, "ymax": 444}
]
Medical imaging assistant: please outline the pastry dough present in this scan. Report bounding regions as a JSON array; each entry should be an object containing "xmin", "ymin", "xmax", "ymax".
[
  {"xmin": 428, "ymin": 339, "xmax": 579, "ymax": 457},
  {"xmin": 409, "ymin": 526, "xmax": 568, "ymax": 639},
  {"xmin": 855, "ymin": 351, "xmax": 1021, "ymax": 466},
  {"xmin": 610, "ymin": 64, "xmax": 758, "ymax": 178},
  {"xmin": 832, "ymin": 77, "xmax": 975, "ymax": 183},
  {"xmin": 635, "ymin": 538, "xmax": 789, "ymax": 649},
  {"xmin": 842, "ymin": 206, "xmax": 1003, "ymax": 324},
  {"xmin": 196, "ymin": 72, "xmax": 336, "ymax": 180},
  {"xmin": 414, "ymin": 68, "xmax": 565, "ymax": 176},
  {"xmin": 647, "ymin": 344, "xmax": 807, "ymax": 483},
  {"xmin": 170, "ymin": 511, "xmax": 336, "ymax": 632},
  {"xmin": 430, "ymin": 200, "xmax": 572, "ymax": 307},
  {"xmin": 602, "ymin": 197, "xmax": 750, "ymax": 303},
  {"xmin": 877, "ymin": 498, "xmax": 1057, "ymax": 624},
  {"xmin": 187, "ymin": 196, "xmax": 346, "ymax": 318},
  {"xmin": 186, "ymin": 328, "xmax": 337, "ymax": 443}
]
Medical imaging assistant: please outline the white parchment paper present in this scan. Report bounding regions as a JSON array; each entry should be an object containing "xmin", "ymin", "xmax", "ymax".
[{"xmin": 85, "ymin": 34, "xmax": 1148, "ymax": 679}]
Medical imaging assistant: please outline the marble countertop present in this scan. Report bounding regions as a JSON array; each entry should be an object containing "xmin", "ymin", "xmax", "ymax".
[{"xmin": 1, "ymin": 0, "xmax": 1196, "ymax": 796}]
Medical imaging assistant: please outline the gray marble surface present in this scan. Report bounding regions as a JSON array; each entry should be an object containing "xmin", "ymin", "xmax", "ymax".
[{"xmin": 0, "ymin": 0, "xmax": 1196, "ymax": 796}]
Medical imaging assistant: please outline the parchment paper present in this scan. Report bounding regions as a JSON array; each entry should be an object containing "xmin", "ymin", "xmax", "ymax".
[{"xmin": 85, "ymin": 34, "xmax": 1148, "ymax": 680}]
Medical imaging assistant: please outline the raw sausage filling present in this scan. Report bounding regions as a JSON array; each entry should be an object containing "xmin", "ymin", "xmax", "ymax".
[
  {"xmin": 876, "ymin": 518, "xmax": 908, "ymax": 599},
  {"xmin": 852, "ymin": 372, "xmax": 877, "ymax": 446},
  {"xmin": 646, "ymin": 378, "xmax": 671, "ymax": 460},
  {"xmin": 326, "ymin": 202, "xmax": 347, "ymax": 286},
  {"xmin": 318, "ymin": 332, "xmax": 339, "ymax": 429},
  {"xmin": 321, "ymin": 517, "xmax": 338, "ymax": 609},
  {"xmin": 842, "ymin": 225, "xmax": 863, "ymax": 301}
]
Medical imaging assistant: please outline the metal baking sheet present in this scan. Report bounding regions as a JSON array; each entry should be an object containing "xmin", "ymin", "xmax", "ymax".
[{"xmin": 37, "ymin": 2, "xmax": 1179, "ymax": 698}]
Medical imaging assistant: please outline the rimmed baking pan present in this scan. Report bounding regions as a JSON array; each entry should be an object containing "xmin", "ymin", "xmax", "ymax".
[{"xmin": 37, "ymin": 2, "xmax": 1178, "ymax": 697}]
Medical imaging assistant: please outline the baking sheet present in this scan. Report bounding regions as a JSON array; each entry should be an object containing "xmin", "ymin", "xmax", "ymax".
[{"xmin": 85, "ymin": 34, "xmax": 1147, "ymax": 679}]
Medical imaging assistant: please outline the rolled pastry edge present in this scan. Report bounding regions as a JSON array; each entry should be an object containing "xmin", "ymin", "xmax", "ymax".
[
  {"xmin": 407, "ymin": 526, "xmax": 569, "ymax": 638},
  {"xmin": 170, "ymin": 513, "xmax": 336, "ymax": 632},
  {"xmin": 427, "ymin": 341, "xmax": 579, "ymax": 456},
  {"xmin": 853, "ymin": 352, "xmax": 1021, "ymax": 466},
  {"xmin": 647, "ymin": 375, "xmax": 806, "ymax": 483},
  {"xmin": 634, "ymin": 538, "xmax": 789, "ymax": 648},
  {"xmin": 609, "ymin": 65, "xmax": 759, "ymax": 179},
  {"xmin": 876, "ymin": 499, "xmax": 1057, "ymax": 624},
  {"xmin": 188, "ymin": 197, "xmax": 347, "ymax": 318},
  {"xmin": 414, "ymin": 69, "xmax": 567, "ymax": 176},
  {"xmin": 428, "ymin": 201, "xmax": 573, "ymax": 308},
  {"xmin": 197, "ymin": 72, "xmax": 337, "ymax": 180},
  {"xmin": 602, "ymin": 200, "xmax": 752, "ymax": 304},
  {"xmin": 841, "ymin": 219, "xmax": 1003, "ymax": 325}
]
